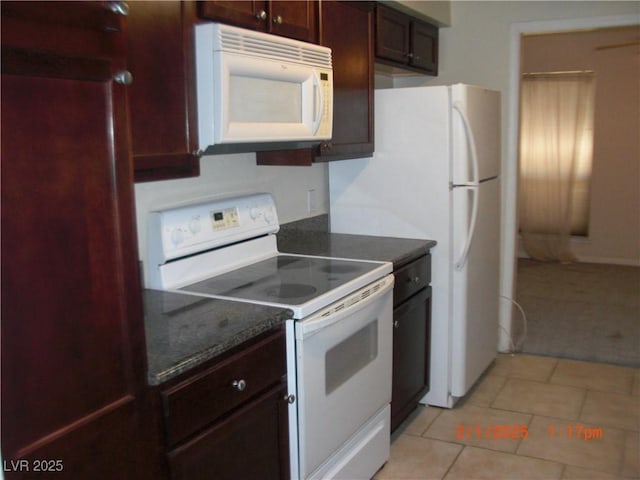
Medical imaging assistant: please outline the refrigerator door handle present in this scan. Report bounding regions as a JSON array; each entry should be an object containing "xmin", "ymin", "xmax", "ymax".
[
  {"xmin": 452, "ymin": 101, "xmax": 480, "ymax": 186},
  {"xmin": 455, "ymin": 185, "xmax": 479, "ymax": 271}
]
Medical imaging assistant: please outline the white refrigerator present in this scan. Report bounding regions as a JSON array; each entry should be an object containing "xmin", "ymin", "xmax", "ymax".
[{"xmin": 329, "ymin": 84, "xmax": 501, "ymax": 408}]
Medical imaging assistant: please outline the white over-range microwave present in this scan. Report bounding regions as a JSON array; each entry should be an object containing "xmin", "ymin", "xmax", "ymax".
[{"xmin": 195, "ymin": 22, "xmax": 333, "ymax": 152}]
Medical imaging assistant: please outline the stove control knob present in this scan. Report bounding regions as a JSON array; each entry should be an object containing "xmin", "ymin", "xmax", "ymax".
[
  {"xmin": 170, "ymin": 228, "xmax": 184, "ymax": 246},
  {"xmin": 264, "ymin": 208, "xmax": 275, "ymax": 224},
  {"xmin": 189, "ymin": 216, "xmax": 201, "ymax": 235},
  {"xmin": 249, "ymin": 207, "xmax": 261, "ymax": 220}
]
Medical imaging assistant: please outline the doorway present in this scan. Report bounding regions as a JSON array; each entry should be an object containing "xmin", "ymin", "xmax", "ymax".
[{"xmin": 503, "ymin": 18, "xmax": 640, "ymax": 364}]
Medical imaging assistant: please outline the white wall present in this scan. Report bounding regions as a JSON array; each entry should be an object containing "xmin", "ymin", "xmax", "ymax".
[
  {"xmin": 384, "ymin": 1, "xmax": 639, "ymax": 350},
  {"xmin": 134, "ymin": 153, "xmax": 328, "ymax": 264},
  {"xmin": 391, "ymin": 0, "xmax": 452, "ymax": 25}
]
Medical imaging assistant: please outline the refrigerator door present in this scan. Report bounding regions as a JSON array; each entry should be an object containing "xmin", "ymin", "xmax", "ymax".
[
  {"xmin": 451, "ymin": 84, "xmax": 501, "ymax": 184},
  {"xmin": 329, "ymin": 86, "xmax": 451, "ymax": 241},
  {"xmin": 450, "ymin": 177, "xmax": 501, "ymax": 397}
]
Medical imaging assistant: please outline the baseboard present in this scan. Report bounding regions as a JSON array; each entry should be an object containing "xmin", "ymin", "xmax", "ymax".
[
  {"xmin": 573, "ymin": 255, "xmax": 640, "ymax": 267},
  {"xmin": 516, "ymin": 236, "xmax": 639, "ymax": 266},
  {"xmin": 518, "ymin": 252, "xmax": 639, "ymax": 267}
]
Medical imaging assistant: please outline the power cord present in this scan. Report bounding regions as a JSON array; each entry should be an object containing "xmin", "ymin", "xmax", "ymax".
[{"xmin": 499, "ymin": 295, "xmax": 528, "ymax": 354}]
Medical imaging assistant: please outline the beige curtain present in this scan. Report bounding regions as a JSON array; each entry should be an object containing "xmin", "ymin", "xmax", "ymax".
[{"xmin": 518, "ymin": 72, "xmax": 596, "ymax": 262}]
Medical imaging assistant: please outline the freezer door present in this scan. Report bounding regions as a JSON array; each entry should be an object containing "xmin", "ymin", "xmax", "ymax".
[
  {"xmin": 450, "ymin": 178, "xmax": 500, "ymax": 397},
  {"xmin": 329, "ymin": 86, "xmax": 451, "ymax": 241},
  {"xmin": 451, "ymin": 84, "xmax": 501, "ymax": 184}
]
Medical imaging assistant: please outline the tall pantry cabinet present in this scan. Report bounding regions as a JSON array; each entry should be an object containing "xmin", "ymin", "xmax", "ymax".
[{"xmin": 1, "ymin": 2, "xmax": 157, "ymax": 478}]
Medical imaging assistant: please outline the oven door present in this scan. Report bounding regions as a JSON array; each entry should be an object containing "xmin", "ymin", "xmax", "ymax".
[{"xmin": 295, "ymin": 275, "xmax": 394, "ymax": 479}]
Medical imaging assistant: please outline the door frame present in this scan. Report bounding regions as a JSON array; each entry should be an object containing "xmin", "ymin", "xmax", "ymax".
[{"xmin": 500, "ymin": 13, "xmax": 640, "ymax": 351}]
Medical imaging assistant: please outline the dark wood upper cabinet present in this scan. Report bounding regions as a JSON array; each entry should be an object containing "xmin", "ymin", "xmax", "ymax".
[
  {"xmin": 1, "ymin": 2, "xmax": 158, "ymax": 477},
  {"xmin": 374, "ymin": 4, "xmax": 410, "ymax": 64},
  {"xmin": 375, "ymin": 3, "xmax": 438, "ymax": 76},
  {"xmin": 199, "ymin": 0, "xmax": 318, "ymax": 43},
  {"xmin": 256, "ymin": 0, "xmax": 374, "ymax": 165},
  {"xmin": 316, "ymin": 0, "xmax": 374, "ymax": 161},
  {"xmin": 127, "ymin": 1, "xmax": 200, "ymax": 182},
  {"xmin": 410, "ymin": 19, "xmax": 438, "ymax": 74}
]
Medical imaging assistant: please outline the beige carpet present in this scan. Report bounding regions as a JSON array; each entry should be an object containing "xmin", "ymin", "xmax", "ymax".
[{"xmin": 515, "ymin": 259, "xmax": 640, "ymax": 367}]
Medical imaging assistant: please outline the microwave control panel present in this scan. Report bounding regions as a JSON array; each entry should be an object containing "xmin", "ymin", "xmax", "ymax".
[{"xmin": 317, "ymin": 70, "xmax": 333, "ymax": 138}]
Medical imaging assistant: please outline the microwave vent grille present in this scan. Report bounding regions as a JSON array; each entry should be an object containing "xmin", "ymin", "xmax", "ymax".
[{"xmin": 216, "ymin": 26, "xmax": 332, "ymax": 69}]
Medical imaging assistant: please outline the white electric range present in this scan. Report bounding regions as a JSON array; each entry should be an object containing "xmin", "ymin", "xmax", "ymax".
[{"xmin": 145, "ymin": 193, "xmax": 394, "ymax": 480}]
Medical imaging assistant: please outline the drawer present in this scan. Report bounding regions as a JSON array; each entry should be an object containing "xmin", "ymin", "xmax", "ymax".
[
  {"xmin": 393, "ymin": 255, "xmax": 430, "ymax": 306},
  {"xmin": 162, "ymin": 330, "xmax": 286, "ymax": 447}
]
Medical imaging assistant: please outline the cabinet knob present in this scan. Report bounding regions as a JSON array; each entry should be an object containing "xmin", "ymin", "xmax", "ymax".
[
  {"xmin": 232, "ymin": 379, "xmax": 247, "ymax": 391},
  {"xmin": 394, "ymin": 320, "xmax": 400, "ymax": 329},
  {"xmin": 113, "ymin": 70, "xmax": 133, "ymax": 85},
  {"xmin": 108, "ymin": 1, "xmax": 129, "ymax": 16},
  {"xmin": 192, "ymin": 149, "xmax": 203, "ymax": 158},
  {"xmin": 284, "ymin": 394, "xmax": 296, "ymax": 404},
  {"xmin": 272, "ymin": 14, "xmax": 283, "ymax": 25},
  {"xmin": 320, "ymin": 141, "xmax": 333, "ymax": 153},
  {"xmin": 406, "ymin": 52, "xmax": 414, "ymax": 60},
  {"xmin": 256, "ymin": 10, "xmax": 267, "ymax": 21}
]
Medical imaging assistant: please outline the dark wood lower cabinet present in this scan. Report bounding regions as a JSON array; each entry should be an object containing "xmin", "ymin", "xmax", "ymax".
[
  {"xmin": 168, "ymin": 383, "xmax": 290, "ymax": 480},
  {"xmin": 160, "ymin": 330, "xmax": 290, "ymax": 480},
  {"xmin": 391, "ymin": 255, "xmax": 432, "ymax": 432},
  {"xmin": 391, "ymin": 287, "xmax": 432, "ymax": 431}
]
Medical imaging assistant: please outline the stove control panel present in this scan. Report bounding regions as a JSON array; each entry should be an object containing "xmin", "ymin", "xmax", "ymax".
[
  {"xmin": 147, "ymin": 193, "xmax": 279, "ymax": 265},
  {"xmin": 211, "ymin": 206, "xmax": 240, "ymax": 231}
]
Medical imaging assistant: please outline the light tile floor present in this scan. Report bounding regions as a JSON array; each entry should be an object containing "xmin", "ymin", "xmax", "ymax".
[{"xmin": 375, "ymin": 354, "xmax": 640, "ymax": 479}]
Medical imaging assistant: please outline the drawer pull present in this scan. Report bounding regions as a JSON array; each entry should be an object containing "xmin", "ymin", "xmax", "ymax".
[
  {"xmin": 231, "ymin": 379, "xmax": 247, "ymax": 392},
  {"xmin": 113, "ymin": 70, "xmax": 133, "ymax": 85}
]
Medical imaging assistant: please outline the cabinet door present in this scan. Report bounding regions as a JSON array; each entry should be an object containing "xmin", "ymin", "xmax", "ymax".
[
  {"xmin": 199, "ymin": 1, "xmax": 317, "ymax": 42},
  {"xmin": 168, "ymin": 383, "xmax": 290, "ymax": 480},
  {"xmin": 317, "ymin": 0, "xmax": 374, "ymax": 160},
  {"xmin": 199, "ymin": 1, "xmax": 268, "ymax": 31},
  {"xmin": 1, "ymin": 2, "xmax": 155, "ymax": 478},
  {"xmin": 128, "ymin": 1, "xmax": 200, "ymax": 182},
  {"xmin": 410, "ymin": 20, "xmax": 438, "ymax": 75},
  {"xmin": 268, "ymin": 0, "xmax": 317, "ymax": 43},
  {"xmin": 391, "ymin": 288, "xmax": 431, "ymax": 432},
  {"xmin": 375, "ymin": 4, "xmax": 410, "ymax": 64}
]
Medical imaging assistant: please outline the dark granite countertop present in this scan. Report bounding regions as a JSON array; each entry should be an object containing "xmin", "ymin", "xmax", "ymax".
[
  {"xmin": 143, "ymin": 289, "xmax": 293, "ymax": 386},
  {"xmin": 277, "ymin": 215, "xmax": 436, "ymax": 269}
]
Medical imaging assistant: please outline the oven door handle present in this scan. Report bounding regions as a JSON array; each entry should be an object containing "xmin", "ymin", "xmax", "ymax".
[{"xmin": 296, "ymin": 275, "xmax": 394, "ymax": 339}]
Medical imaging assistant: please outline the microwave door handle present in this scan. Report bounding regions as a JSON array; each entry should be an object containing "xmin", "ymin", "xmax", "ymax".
[{"xmin": 311, "ymin": 72, "xmax": 323, "ymax": 134}]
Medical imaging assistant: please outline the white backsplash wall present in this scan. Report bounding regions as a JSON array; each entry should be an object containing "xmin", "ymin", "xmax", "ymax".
[{"xmin": 134, "ymin": 152, "xmax": 329, "ymax": 269}]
